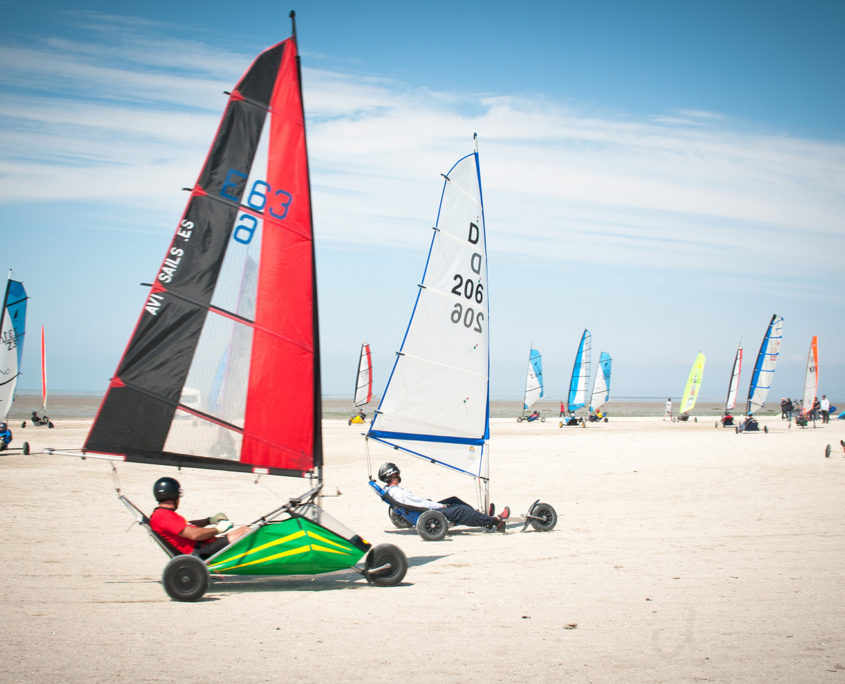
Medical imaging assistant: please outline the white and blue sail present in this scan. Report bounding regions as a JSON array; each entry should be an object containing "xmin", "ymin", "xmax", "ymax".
[
  {"xmin": 589, "ymin": 351, "xmax": 612, "ymax": 412},
  {"xmin": 746, "ymin": 314, "xmax": 783, "ymax": 415},
  {"xmin": 567, "ymin": 329, "xmax": 592, "ymax": 412},
  {"xmin": 0, "ymin": 272, "xmax": 27, "ymax": 421},
  {"xmin": 523, "ymin": 348, "xmax": 544, "ymax": 411},
  {"xmin": 368, "ymin": 137, "xmax": 489, "ymax": 502}
]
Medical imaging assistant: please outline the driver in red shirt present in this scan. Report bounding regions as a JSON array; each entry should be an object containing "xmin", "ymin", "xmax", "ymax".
[{"xmin": 149, "ymin": 477, "xmax": 249, "ymax": 559}]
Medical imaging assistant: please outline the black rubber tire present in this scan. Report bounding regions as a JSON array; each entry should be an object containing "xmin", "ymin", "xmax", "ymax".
[
  {"xmin": 603, "ymin": 417, "xmax": 608, "ymax": 423},
  {"xmin": 48, "ymin": 421, "xmax": 54, "ymax": 429},
  {"xmin": 764, "ymin": 425, "xmax": 769, "ymax": 433},
  {"xmin": 388, "ymin": 508, "xmax": 412, "ymax": 529},
  {"xmin": 21, "ymin": 421, "xmax": 26, "ymax": 428},
  {"xmin": 825, "ymin": 444, "xmax": 831, "ymax": 458},
  {"xmin": 22, "ymin": 442, "xmax": 30, "ymax": 455},
  {"xmin": 735, "ymin": 426, "xmax": 740, "ymax": 434},
  {"xmin": 529, "ymin": 502, "xmax": 557, "ymax": 532},
  {"xmin": 162, "ymin": 554, "xmax": 209, "ymax": 601},
  {"xmin": 517, "ymin": 417, "xmax": 523, "ymax": 423},
  {"xmin": 365, "ymin": 543, "xmax": 408, "ymax": 586},
  {"xmin": 416, "ymin": 509, "xmax": 448, "ymax": 541},
  {"xmin": 540, "ymin": 417, "xmax": 546, "ymax": 423}
]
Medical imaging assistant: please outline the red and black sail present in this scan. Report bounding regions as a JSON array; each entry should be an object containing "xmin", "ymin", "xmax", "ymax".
[{"xmin": 85, "ymin": 36, "xmax": 321, "ymax": 477}]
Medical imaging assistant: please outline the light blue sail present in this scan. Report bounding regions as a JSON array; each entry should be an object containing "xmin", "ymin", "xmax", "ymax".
[
  {"xmin": 567, "ymin": 329, "xmax": 591, "ymax": 412},
  {"xmin": 523, "ymin": 348, "xmax": 544, "ymax": 410},
  {"xmin": 0, "ymin": 275, "xmax": 28, "ymax": 421}
]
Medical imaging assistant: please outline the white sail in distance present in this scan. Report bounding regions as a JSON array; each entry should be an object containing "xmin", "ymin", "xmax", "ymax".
[
  {"xmin": 523, "ymin": 348, "xmax": 544, "ymax": 411},
  {"xmin": 589, "ymin": 351, "xmax": 612, "ymax": 412}
]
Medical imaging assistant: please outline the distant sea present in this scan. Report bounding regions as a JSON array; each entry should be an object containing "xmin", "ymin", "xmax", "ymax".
[{"xmin": 8, "ymin": 391, "xmax": 777, "ymax": 421}]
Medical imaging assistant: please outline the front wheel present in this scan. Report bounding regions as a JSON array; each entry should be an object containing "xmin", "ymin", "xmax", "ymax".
[
  {"xmin": 163, "ymin": 554, "xmax": 209, "ymax": 602},
  {"xmin": 416, "ymin": 509, "xmax": 448, "ymax": 541},
  {"xmin": 388, "ymin": 508, "xmax": 412, "ymax": 529},
  {"xmin": 529, "ymin": 502, "xmax": 557, "ymax": 532},
  {"xmin": 365, "ymin": 543, "xmax": 408, "ymax": 586},
  {"xmin": 540, "ymin": 417, "xmax": 546, "ymax": 423}
]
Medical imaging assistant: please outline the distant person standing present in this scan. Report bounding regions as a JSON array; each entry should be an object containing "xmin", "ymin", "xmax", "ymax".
[
  {"xmin": 559, "ymin": 401, "xmax": 565, "ymax": 417},
  {"xmin": 812, "ymin": 397, "xmax": 821, "ymax": 421},
  {"xmin": 820, "ymin": 395, "xmax": 830, "ymax": 423},
  {"xmin": 663, "ymin": 398, "xmax": 672, "ymax": 421},
  {"xmin": 780, "ymin": 398, "xmax": 788, "ymax": 420},
  {"xmin": 785, "ymin": 397, "xmax": 794, "ymax": 421}
]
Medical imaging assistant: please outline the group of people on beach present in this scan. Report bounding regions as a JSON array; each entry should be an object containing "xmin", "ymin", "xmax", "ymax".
[{"xmin": 781, "ymin": 395, "xmax": 831, "ymax": 423}]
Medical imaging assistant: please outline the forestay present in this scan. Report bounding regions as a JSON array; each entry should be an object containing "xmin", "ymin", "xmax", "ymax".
[
  {"xmin": 368, "ymin": 140, "xmax": 489, "ymax": 482},
  {"xmin": 83, "ymin": 38, "xmax": 321, "ymax": 477},
  {"xmin": 746, "ymin": 314, "xmax": 783, "ymax": 415}
]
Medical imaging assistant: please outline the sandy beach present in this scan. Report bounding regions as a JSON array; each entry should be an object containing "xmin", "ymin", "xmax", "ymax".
[{"xmin": 2, "ymin": 413, "xmax": 844, "ymax": 682}]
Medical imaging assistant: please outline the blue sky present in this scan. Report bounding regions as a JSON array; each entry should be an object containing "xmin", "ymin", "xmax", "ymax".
[{"xmin": 2, "ymin": 0, "xmax": 844, "ymax": 404}]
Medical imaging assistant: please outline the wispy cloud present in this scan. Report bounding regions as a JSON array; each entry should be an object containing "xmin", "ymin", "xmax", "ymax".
[{"xmin": 2, "ymin": 12, "xmax": 844, "ymax": 284}]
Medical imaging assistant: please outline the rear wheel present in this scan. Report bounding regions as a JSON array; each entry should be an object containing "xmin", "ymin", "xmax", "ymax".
[
  {"xmin": 540, "ymin": 417, "xmax": 546, "ymax": 422},
  {"xmin": 388, "ymin": 508, "xmax": 412, "ymax": 529},
  {"xmin": 517, "ymin": 417, "xmax": 523, "ymax": 423},
  {"xmin": 529, "ymin": 502, "xmax": 557, "ymax": 532},
  {"xmin": 764, "ymin": 425, "xmax": 769, "ymax": 433},
  {"xmin": 22, "ymin": 442, "xmax": 30, "ymax": 455},
  {"xmin": 365, "ymin": 543, "xmax": 408, "ymax": 586},
  {"xmin": 163, "ymin": 554, "xmax": 209, "ymax": 602},
  {"xmin": 416, "ymin": 509, "xmax": 448, "ymax": 541},
  {"xmin": 825, "ymin": 444, "xmax": 832, "ymax": 458}
]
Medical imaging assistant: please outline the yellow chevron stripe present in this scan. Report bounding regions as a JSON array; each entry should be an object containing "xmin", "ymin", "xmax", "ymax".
[
  {"xmin": 306, "ymin": 530, "xmax": 353, "ymax": 551},
  {"xmin": 208, "ymin": 529, "xmax": 306, "ymax": 569},
  {"xmin": 215, "ymin": 544, "xmax": 312, "ymax": 571}
]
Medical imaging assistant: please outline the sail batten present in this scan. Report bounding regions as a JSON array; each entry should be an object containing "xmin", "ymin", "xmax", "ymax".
[{"xmin": 83, "ymin": 36, "xmax": 321, "ymax": 476}]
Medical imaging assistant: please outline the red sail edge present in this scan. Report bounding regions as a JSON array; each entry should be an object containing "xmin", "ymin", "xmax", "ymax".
[
  {"xmin": 83, "ymin": 36, "xmax": 321, "ymax": 478},
  {"xmin": 242, "ymin": 40, "xmax": 317, "ymax": 472}
]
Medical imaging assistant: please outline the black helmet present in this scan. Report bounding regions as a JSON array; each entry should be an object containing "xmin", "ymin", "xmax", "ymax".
[
  {"xmin": 378, "ymin": 462, "xmax": 400, "ymax": 483},
  {"xmin": 153, "ymin": 476, "xmax": 182, "ymax": 502},
  {"xmin": 0, "ymin": 422, "xmax": 6, "ymax": 430}
]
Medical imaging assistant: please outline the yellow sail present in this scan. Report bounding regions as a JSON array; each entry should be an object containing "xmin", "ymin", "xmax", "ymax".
[{"xmin": 680, "ymin": 353, "xmax": 706, "ymax": 414}]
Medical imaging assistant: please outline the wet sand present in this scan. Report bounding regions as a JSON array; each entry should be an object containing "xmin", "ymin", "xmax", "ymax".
[{"xmin": 1, "ymin": 413, "xmax": 844, "ymax": 682}]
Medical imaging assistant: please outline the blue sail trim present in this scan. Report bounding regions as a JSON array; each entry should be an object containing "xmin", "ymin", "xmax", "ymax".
[
  {"xmin": 368, "ymin": 429, "xmax": 485, "ymax": 446},
  {"xmin": 746, "ymin": 314, "xmax": 783, "ymax": 414}
]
